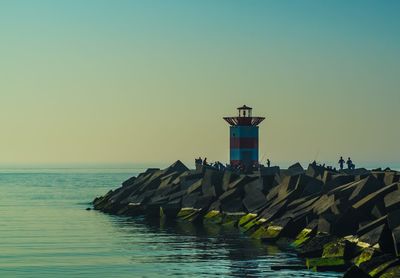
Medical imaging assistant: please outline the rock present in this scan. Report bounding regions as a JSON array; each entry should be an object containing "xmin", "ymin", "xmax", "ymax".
[
  {"xmin": 343, "ymin": 265, "xmax": 371, "ymax": 278},
  {"xmin": 299, "ymin": 234, "xmax": 337, "ymax": 258},
  {"xmin": 306, "ymin": 257, "xmax": 349, "ymax": 272},
  {"xmin": 182, "ymin": 192, "xmax": 201, "ymax": 208},
  {"xmin": 353, "ymin": 247, "xmax": 381, "ymax": 267},
  {"xmin": 323, "ymin": 175, "xmax": 355, "ymax": 192},
  {"xmin": 259, "ymin": 165, "xmax": 280, "ymax": 176},
  {"xmin": 220, "ymin": 197, "xmax": 244, "ymax": 213},
  {"xmin": 292, "ymin": 220, "xmax": 319, "ymax": 247},
  {"xmin": 352, "ymin": 182, "xmax": 399, "ymax": 214},
  {"xmin": 86, "ymin": 207, "xmax": 91, "ymax": 211},
  {"xmin": 300, "ymin": 176, "xmax": 324, "ymax": 197},
  {"xmin": 160, "ymin": 199, "xmax": 181, "ymax": 218},
  {"xmin": 186, "ymin": 180, "xmax": 203, "ymax": 194},
  {"xmin": 176, "ymin": 207, "xmax": 203, "ymax": 223},
  {"xmin": 203, "ymin": 210, "xmax": 223, "ymax": 225},
  {"xmin": 242, "ymin": 188, "xmax": 268, "ymax": 212},
  {"xmin": 287, "ymin": 162, "xmax": 305, "ymax": 176},
  {"xmin": 387, "ymin": 210, "xmax": 400, "ymax": 255},
  {"xmin": 166, "ymin": 160, "xmax": 189, "ymax": 173},
  {"xmin": 359, "ymin": 255, "xmax": 400, "ymax": 277},
  {"xmin": 201, "ymin": 168, "xmax": 224, "ymax": 197},
  {"xmin": 384, "ymin": 188, "xmax": 400, "ymax": 212},
  {"xmin": 167, "ymin": 189, "xmax": 187, "ymax": 202},
  {"xmin": 356, "ymin": 216, "xmax": 396, "ymax": 254},
  {"xmin": 259, "ymin": 217, "xmax": 301, "ymax": 241},
  {"xmin": 317, "ymin": 214, "xmax": 336, "ymax": 234},
  {"xmin": 379, "ymin": 264, "xmax": 400, "ymax": 278},
  {"xmin": 193, "ymin": 195, "xmax": 215, "ymax": 210},
  {"xmin": 348, "ymin": 176, "xmax": 383, "ymax": 203},
  {"xmin": 321, "ymin": 238, "xmax": 357, "ymax": 260},
  {"xmin": 238, "ymin": 213, "xmax": 258, "ymax": 227},
  {"xmin": 221, "ymin": 171, "xmax": 239, "ymax": 191},
  {"xmin": 220, "ymin": 212, "xmax": 245, "ymax": 227},
  {"xmin": 306, "ymin": 163, "xmax": 325, "ymax": 179},
  {"xmin": 258, "ymin": 199, "xmax": 288, "ymax": 223},
  {"xmin": 93, "ymin": 162, "xmax": 400, "ymax": 275},
  {"xmin": 122, "ymin": 176, "xmax": 137, "ymax": 187}
]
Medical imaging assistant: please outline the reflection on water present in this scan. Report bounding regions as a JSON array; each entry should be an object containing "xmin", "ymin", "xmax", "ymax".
[{"xmin": 0, "ymin": 170, "xmax": 342, "ymax": 278}]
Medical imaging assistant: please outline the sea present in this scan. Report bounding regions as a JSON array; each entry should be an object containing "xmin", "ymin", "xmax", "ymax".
[{"xmin": 0, "ymin": 167, "xmax": 345, "ymax": 278}]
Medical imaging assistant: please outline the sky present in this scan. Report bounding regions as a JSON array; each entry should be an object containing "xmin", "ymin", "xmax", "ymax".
[{"xmin": 0, "ymin": 0, "xmax": 399, "ymax": 168}]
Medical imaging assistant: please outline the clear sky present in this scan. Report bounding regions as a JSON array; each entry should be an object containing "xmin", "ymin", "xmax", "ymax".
[{"xmin": 0, "ymin": 0, "xmax": 399, "ymax": 168}]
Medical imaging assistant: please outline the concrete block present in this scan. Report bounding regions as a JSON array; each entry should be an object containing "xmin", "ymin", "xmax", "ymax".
[
  {"xmin": 299, "ymin": 234, "xmax": 338, "ymax": 258},
  {"xmin": 343, "ymin": 266, "xmax": 371, "ymax": 278},
  {"xmin": 242, "ymin": 188, "xmax": 267, "ymax": 212},
  {"xmin": 201, "ymin": 168, "xmax": 224, "ymax": 197},
  {"xmin": 222, "ymin": 171, "xmax": 239, "ymax": 191},
  {"xmin": 287, "ymin": 162, "xmax": 305, "ymax": 176},
  {"xmin": 384, "ymin": 188, "xmax": 400, "ymax": 212}
]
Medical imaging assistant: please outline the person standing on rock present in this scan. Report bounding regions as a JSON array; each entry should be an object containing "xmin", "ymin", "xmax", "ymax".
[
  {"xmin": 203, "ymin": 157, "xmax": 208, "ymax": 166},
  {"xmin": 267, "ymin": 159, "xmax": 271, "ymax": 168},
  {"xmin": 195, "ymin": 157, "xmax": 202, "ymax": 165},
  {"xmin": 346, "ymin": 157, "xmax": 353, "ymax": 170},
  {"xmin": 338, "ymin": 156, "xmax": 345, "ymax": 170}
]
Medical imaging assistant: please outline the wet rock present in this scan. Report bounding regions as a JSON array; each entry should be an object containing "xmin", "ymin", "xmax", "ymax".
[
  {"xmin": 343, "ymin": 265, "xmax": 371, "ymax": 278},
  {"xmin": 379, "ymin": 264, "xmax": 400, "ymax": 277},
  {"xmin": 299, "ymin": 234, "xmax": 338, "ymax": 258},
  {"xmin": 93, "ymin": 161, "xmax": 400, "ymax": 276},
  {"xmin": 353, "ymin": 247, "xmax": 381, "ymax": 267},
  {"xmin": 306, "ymin": 257, "xmax": 349, "ymax": 272},
  {"xmin": 259, "ymin": 217, "xmax": 298, "ymax": 241},
  {"xmin": 321, "ymin": 238, "xmax": 357, "ymax": 260},
  {"xmin": 359, "ymin": 254, "xmax": 400, "ymax": 277},
  {"xmin": 292, "ymin": 220, "xmax": 319, "ymax": 247},
  {"xmin": 160, "ymin": 199, "xmax": 181, "ymax": 218}
]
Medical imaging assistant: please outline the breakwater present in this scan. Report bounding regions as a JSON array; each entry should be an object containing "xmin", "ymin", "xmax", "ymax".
[{"xmin": 93, "ymin": 161, "xmax": 400, "ymax": 277}]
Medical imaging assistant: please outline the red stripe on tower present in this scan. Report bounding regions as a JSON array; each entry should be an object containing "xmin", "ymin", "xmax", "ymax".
[{"xmin": 230, "ymin": 137, "xmax": 258, "ymax": 149}]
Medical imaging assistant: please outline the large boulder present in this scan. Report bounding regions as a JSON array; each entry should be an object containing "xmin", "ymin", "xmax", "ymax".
[
  {"xmin": 201, "ymin": 168, "xmax": 224, "ymax": 197},
  {"xmin": 242, "ymin": 188, "xmax": 268, "ymax": 212}
]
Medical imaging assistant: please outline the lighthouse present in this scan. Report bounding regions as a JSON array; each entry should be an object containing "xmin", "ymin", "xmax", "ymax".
[{"xmin": 223, "ymin": 105, "xmax": 265, "ymax": 169}]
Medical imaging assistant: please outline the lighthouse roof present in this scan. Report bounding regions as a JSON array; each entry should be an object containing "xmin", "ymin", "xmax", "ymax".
[{"xmin": 237, "ymin": 105, "xmax": 252, "ymax": 110}]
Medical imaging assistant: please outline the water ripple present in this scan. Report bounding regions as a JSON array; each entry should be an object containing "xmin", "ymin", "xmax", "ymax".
[{"xmin": 0, "ymin": 171, "xmax": 342, "ymax": 278}]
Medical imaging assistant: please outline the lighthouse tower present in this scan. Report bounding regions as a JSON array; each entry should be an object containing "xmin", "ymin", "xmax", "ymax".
[{"xmin": 223, "ymin": 105, "xmax": 265, "ymax": 169}]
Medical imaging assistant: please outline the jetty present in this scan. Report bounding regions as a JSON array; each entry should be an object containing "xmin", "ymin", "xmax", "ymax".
[
  {"xmin": 93, "ymin": 161, "xmax": 400, "ymax": 277},
  {"xmin": 93, "ymin": 106, "xmax": 400, "ymax": 277}
]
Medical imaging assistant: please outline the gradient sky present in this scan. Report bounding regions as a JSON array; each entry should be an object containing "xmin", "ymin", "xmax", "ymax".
[{"xmin": 0, "ymin": 0, "xmax": 399, "ymax": 168}]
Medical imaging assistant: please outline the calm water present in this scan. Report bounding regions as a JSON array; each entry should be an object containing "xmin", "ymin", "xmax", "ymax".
[{"xmin": 0, "ymin": 169, "xmax": 342, "ymax": 278}]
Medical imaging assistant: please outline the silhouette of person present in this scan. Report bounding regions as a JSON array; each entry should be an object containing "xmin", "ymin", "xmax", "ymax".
[
  {"xmin": 346, "ymin": 157, "xmax": 353, "ymax": 170},
  {"xmin": 267, "ymin": 159, "xmax": 271, "ymax": 168},
  {"xmin": 203, "ymin": 157, "xmax": 208, "ymax": 166},
  {"xmin": 338, "ymin": 156, "xmax": 345, "ymax": 170}
]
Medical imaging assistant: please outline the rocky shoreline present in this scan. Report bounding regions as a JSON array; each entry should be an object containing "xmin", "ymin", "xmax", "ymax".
[{"xmin": 93, "ymin": 161, "xmax": 400, "ymax": 277}]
